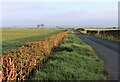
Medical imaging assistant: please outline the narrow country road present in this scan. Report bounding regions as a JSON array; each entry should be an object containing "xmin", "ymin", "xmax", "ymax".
[{"xmin": 74, "ymin": 30, "xmax": 119, "ymax": 80}]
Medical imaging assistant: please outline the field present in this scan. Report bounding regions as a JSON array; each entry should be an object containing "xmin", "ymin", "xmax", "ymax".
[
  {"xmin": 1, "ymin": 29, "xmax": 106, "ymax": 80},
  {"xmin": 2, "ymin": 28, "xmax": 61, "ymax": 41},
  {"xmin": 2, "ymin": 28, "xmax": 63, "ymax": 53}
]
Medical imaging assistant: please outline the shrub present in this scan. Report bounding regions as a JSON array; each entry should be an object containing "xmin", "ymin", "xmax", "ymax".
[{"xmin": 2, "ymin": 31, "xmax": 67, "ymax": 81}]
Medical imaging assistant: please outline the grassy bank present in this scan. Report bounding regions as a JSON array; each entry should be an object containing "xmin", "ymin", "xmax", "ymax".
[
  {"xmin": 30, "ymin": 32, "xmax": 106, "ymax": 80},
  {"xmin": 2, "ymin": 29, "xmax": 64, "ymax": 53},
  {"xmin": 95, "ymin": 36, "xmax": 120, "ymax": 44}
]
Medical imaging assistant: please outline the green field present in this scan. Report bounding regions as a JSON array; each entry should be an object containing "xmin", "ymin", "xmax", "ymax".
[
  {"xmin": 30, "ymin": 32, "xmax": 106, "ymax": 80},
  {"xmin": 2, "ymin": 28, "xmax": 61, "ymax": 41},
  {"xmin": 2, "ymin": 28, "xmax": 63, "ymax": 53}
]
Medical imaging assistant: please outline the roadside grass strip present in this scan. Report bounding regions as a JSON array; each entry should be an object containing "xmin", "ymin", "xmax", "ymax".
[{"xmin": 31, "ymin": 33, "xmax": 106, "ymax": 80}]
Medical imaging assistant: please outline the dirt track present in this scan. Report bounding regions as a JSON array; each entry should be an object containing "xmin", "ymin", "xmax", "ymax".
[{"xmin": 74, "ymin": 30, "xmax": 119, "ymax": 80}]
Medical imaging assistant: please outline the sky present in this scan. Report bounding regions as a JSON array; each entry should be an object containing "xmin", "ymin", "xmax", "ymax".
[
  {"xmin": 0, "ymin": 1, "xmax": 119, "ymax": 27},
  {"xmin": 0, "ymin": 0, "xmax": 119, "ymax": 2}
]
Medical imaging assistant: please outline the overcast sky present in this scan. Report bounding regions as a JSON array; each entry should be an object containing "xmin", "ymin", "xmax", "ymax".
[{"xmin": 1, "ymin": 1, "xmax": 118, "ymax": 27}]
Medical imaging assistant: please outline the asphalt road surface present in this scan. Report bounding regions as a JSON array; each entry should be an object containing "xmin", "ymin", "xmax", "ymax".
[{"xmin": 74, "ymin": 30, "xmax": 119, "ymax": 80}]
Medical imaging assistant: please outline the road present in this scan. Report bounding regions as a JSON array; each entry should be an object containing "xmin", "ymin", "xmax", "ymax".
[{"xmin": 74, "ymin": 31, "xmax": 119, "ymax": 80}]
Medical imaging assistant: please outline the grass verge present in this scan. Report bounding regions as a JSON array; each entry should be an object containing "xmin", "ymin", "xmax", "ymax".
[
  {"xmin": 95, "ymin": 36, "xmax": 120, "ymax": 44},
  {"xmin": 30, "ymin": 33, "xmax": 106, "ymax": 80}
]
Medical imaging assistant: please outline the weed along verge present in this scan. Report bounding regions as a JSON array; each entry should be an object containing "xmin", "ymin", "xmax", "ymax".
[
  {"xmin": 31, "ymin": 31, "xmax": 106, "ymax": 80},
  {"xmin": 2, "ymin": 31, "xmax": 67, "ymax": 81}
]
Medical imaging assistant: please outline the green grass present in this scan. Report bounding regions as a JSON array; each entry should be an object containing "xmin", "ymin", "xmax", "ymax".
[
  {"xmin": 2, "ymin": 28, "xmax": 60, "ymax": 41},
  {"xmin": 95, "ymin": 36, "xmax": 120, "ymax": 44},
  {"xmin": 2, "ymin": 28, "xmax": 64, "ymax": 53},
  {"xmin": 30, "ymin": 33, "xmax": 106, "ymax": 80}
]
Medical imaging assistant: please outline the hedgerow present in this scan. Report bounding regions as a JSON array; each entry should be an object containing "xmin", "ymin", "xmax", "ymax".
[{"xmin": 2, "ymin": 31, "xmax": 67, "ymax": 81}]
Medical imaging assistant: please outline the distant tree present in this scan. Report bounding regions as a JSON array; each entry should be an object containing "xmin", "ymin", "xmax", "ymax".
[
  {"xmin": 56, "ymin": 26, "xmax": 59, "ymax": 28},
  {"xmin": 37, "ymin": 24, "xmax": 45, "ymax": 28},
  {"xmin": 41, "ymin": 24, "xmax": 45, "ymax": 28},
  {"xmin": 37, "ymin": 24, "xmax": 40, "ymax": 28},
  {"xmin": 113, "ymin": 27, "xmax": 116, "ymax": 29}
]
